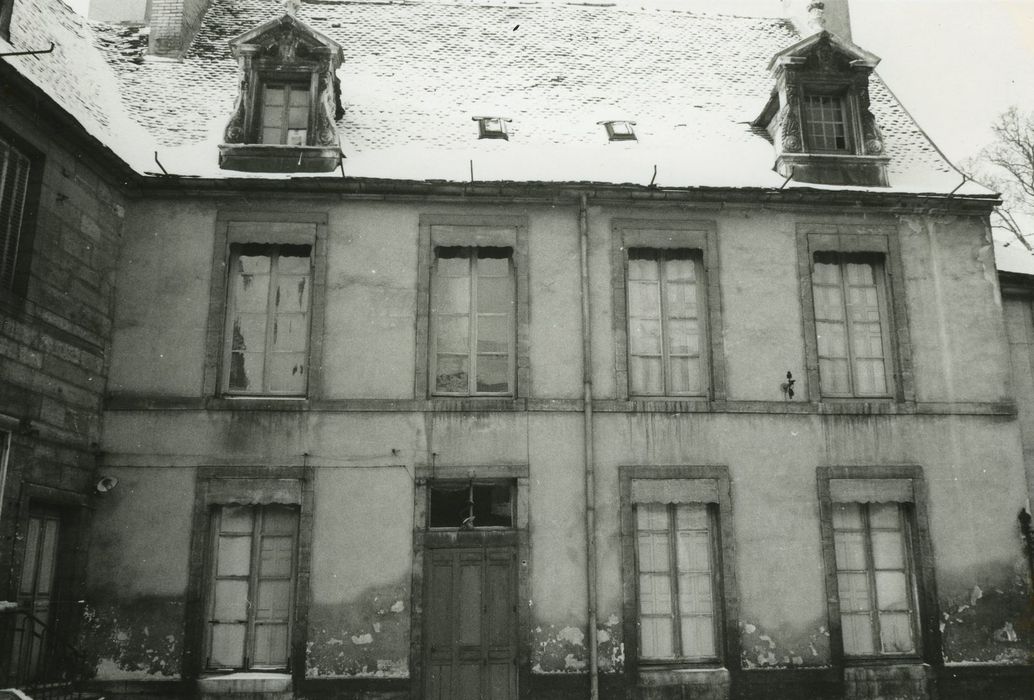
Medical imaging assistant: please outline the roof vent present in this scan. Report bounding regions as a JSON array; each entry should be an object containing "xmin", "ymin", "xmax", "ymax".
[
  {"xmin": 473, "ymin": 116, "xmax": 510, "ymax": 139},
  {"xmin": 473, "ymin": 116, "xmax": 510, "ymax": 140},
  {"xmin": 601, "ymin": 120, "xmax": 637, "ymax": 141}
]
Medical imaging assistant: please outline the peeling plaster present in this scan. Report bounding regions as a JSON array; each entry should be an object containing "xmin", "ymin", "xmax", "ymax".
[
  {"xmin": 80, "ymin": 597, "xmax": 183, "ymax": 679},
  {"xmin": 940, "ymin": 561, "xmax": 1033, "ymax": 664},
  {"xmin": 530, "ymin": 617, "xmax": 623, "ymax": 674},
  {"xmin": 307, "ymin": 581, "xmax": 410, "ymax": 678},
  {"xmin": 739, "ymin": 618, "xmax": 830, "ymax": 669}
]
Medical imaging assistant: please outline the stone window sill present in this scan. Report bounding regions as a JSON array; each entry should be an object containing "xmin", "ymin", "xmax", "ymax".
[
  {"xmin": 218, "ymin": 143, "xmax": 341, "ymax": 173},
  {"xmin": 638, "ymin": 665, "xmax": 730, "ymax": 691}
]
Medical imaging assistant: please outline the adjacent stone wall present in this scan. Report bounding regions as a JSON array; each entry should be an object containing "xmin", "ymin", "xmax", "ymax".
[{"xmin": 0, "ymin": 99, "xmax": 127, "ymax": 601}]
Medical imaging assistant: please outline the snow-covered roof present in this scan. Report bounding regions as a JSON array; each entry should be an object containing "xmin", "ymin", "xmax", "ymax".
[
  {"xmin": 80, "ymin": 0, "xmax": 985, "ymax": 195},
  {"xmin": 1, "ymin": 0, "xmax": 993, "ymax": 199}
]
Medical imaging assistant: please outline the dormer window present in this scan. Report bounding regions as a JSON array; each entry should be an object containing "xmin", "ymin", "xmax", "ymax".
[
  {"xmin": 219, "ymin": 14, "xmax": 344, "ymax": 173},
  {"xmin": 474, "ymin": 117, "xmax": 509, "ymax": 140},
  {"xmin": 602, "ymin": 120, "xmax": 637, "ymax": 141},
  {"xmin": 259, "ymin": 81, "xmax": 311, "ymax": 145},
  {"xmin": 755, "ymin": 32, "xmax": 888, "ymax": 187},
  {"xmin": 801, "ymin": 92, "xmax": 850, "ymax": 152}
]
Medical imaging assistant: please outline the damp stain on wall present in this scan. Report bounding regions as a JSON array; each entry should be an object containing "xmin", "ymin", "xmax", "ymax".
[
  {"xmin": 739, "ymin": 618, "xmax": 831, "ymax": 669},
  {"xmin": 307, "ymin": 582, "xmax": 410, "ymax": 677},
  {"xmin": 530, "ymin": 614, "xmax": 624, "ymax": 674},
  {"xmin": 940, "ymin": 563, "xmax": 1033, "ymax": 664},
  {"xmin": 80, "ymin": 598, "xmax": 184, "ymax": 679}
]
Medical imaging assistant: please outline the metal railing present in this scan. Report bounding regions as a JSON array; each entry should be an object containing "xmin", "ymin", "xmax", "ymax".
[{"xmin": 0, "ymin": 606, "xmax": 92, "ymax": 700}]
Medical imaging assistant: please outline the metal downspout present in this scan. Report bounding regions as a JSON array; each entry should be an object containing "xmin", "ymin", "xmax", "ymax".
[{"xmin": 578, "ymin": 193, "xmax": 600, "ymax": 699}]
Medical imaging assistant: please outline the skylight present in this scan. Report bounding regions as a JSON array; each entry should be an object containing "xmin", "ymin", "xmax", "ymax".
[
  {"xmin": 602, "ymin": 120, "xmax": 637, "ymax": 141},
  {"xmin": 474, "ymin": 116, "xmax": 510, "ymax": 140}
]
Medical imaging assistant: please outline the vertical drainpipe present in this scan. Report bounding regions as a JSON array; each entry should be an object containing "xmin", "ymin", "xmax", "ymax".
[{"xmin": 578, "ymin": 192, "xmax": 600, "ymax": 699}]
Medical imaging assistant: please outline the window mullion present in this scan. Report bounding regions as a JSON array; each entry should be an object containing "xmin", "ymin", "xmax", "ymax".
[
  {"xmin": 658, "ymin": 255, "xmax": 671, "ymax": 396},
  {"xmin": 280, "ymin": 87, "xmax": 291, "ymax": 145},
  {"xmin": 667, "ymin": 504, "xmax": 683, "ymax": 658},
  {"xmin": 862, "ymin": 505, "xmax": 882, "ymax": 654},
  {"xmin": 245, "ymin": 507, "xmax": 263, "ymax": 670},
  {"xmin": 468, "ymin": 253, "xmax": 478, "ymax": 395},
  {"xmin": 262, "ymin": 249, "xmax": 280, "ymax": 394},
  {"xmin": 839, "ymin": 262, "xmax": 858, "ymax": 396}
]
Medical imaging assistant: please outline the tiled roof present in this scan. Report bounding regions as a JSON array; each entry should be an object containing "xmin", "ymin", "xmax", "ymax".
[
  {"xmin": 1, "ymin": 0, "xmax": 156, "ymax": 172},
  {"xmin": 7, "ymin": 0, "xmax": 989, "ymax": 195}
]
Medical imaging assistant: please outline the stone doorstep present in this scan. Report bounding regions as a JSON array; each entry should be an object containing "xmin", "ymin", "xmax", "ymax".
[{"xmin": 197, "ymin": 672, "xmax": 293, "ymax": 699}]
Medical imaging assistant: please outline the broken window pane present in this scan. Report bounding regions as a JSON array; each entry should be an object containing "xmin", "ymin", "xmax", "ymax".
[
  {"xmin": 224, "ymin": 244, "xmax": 311, "ymax": 396},
  {"xmin": 429, "ymin": 481, "xmax": 514, "ymax": 528}
]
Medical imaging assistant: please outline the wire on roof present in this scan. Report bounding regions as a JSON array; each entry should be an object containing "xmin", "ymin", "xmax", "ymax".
[{"xmin": 0, "ymin": 42, "xmax": 55, "ymax": 58}]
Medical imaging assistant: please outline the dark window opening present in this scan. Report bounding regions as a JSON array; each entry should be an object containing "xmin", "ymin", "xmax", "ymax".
[{"xmin": 429, "ymin": 481, "xmax": 514, "ymax": 528}]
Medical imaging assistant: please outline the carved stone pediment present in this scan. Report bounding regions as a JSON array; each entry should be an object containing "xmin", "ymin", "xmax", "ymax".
[
  {"xmin": 220, "ymin": 14, "xmax": 344, "ymax": 172},
  {"xmin": 754, "ymin": 31, "xmax": 888, "ymax": 186}
]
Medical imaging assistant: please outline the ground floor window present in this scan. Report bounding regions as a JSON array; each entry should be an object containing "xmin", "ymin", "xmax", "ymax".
[
  {"xmin": 206, "ymin": 504, "xmax": 298, "ymax": 671},
  {"xmin": 832, "ymin": 501, "xmax": 919, "ymax": 656}
]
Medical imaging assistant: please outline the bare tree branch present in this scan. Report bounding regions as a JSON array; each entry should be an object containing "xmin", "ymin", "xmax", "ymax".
[{"xmin": 967, "ymin": 107, "xmax": 1034, "ymax": 253}]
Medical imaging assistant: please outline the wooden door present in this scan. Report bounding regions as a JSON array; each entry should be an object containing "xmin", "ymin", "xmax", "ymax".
[
  {"xmin": 425, "ymin": 546, "xmax": 517, "ymax": 700},
  {"xmin": 13, "ymin": 507, "xmax": 61, "ymax": 678}
]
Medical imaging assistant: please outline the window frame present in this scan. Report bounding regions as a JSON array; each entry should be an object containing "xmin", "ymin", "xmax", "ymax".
[
  {"xmin": 625, "ymin": 248, "xmax": 710, "ymax": 398},
  {"xmin": 185, "ymin": 466, "xmax": 314, "ymax": 682},
  {"xmin": 429, "ymin": 247, "xmax": 516, "ymax": 397},
  {"xmin": 797, "ymin": 225, "xmax": 914, "ymax": 404},
  {"xmin": 0, "ymin": 127, "xmax": 43, "ymax": 299},
  {"xmin": 810, "ymin": 251, "xmax": 895, "ymax": 398},
  {"xmin": 221, "ymin": 243, "xmax": 313, "ymax": 397},
  {"xmin": 253, "ymin": 74, "xmax": 317, "ymax": 146},
  {"xmin": 204, "ymin": 503, "xmax": 299, "ymax": 672},
  {"xmin": 816, "ymin": 466, "xmax": 941, "ymax": 668},
  {"xmin": 619, "ymin": 465, "xmax": 739, "ymax": 685},
  {"xmin": 800, "ymin": 85, "xmax": 859, "ymax": 155},
  {"xmin": 611, "ymin": 220, "xmax": 726, "ymax": 403},
  {"xmin": 415, "ymin": 215, "xmax": 529, "ymax": 401},
  {"xmin": 203, "ymin": 212, "xmax": 329, "ymax": 401}
]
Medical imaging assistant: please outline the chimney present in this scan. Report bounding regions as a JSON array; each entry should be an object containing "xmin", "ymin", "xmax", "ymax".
[
  {"xmin": 782, "ymin": 0, "xmax": 852, "ymax": 42},
  {"xmin": 146, "ymin": 0, "xmax": 212, "ymax": 57}
]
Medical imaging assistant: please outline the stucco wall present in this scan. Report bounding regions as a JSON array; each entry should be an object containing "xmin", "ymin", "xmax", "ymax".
[{"xmin": 92, "ymin": 196, "xmax": 1031, "ymax": 686}]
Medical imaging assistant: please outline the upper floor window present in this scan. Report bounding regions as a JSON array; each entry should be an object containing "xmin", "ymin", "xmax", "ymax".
[
  {"xmin": 474, "ymin": 116, "xmax": 510, "ymax": 140},
  {"xmin": 627, "ymin": 249, "xmax": 707, "ymax": 397},
  {"xmin": 223, "ymin": 243, "xmax": 312, "ymax": 396},
  {"xmin": 802, "ymin": 92, "xmax": 851, "ymax": 153},
  {"xmin": 259, "ymin": 81, "xmax": 311, "ymax": 145},
  {"xmin": 755, "ymin": 32, "xmax": 888, "ymax": 186},
  {"xmin": 431, "ymin": 247, "xmax": 515, "ymax": 396},
  {"xmin": 219, "ymin": 14, "xmax": 343, "ymax": 173},
  {"xmin": 1, "ymin": 133, "xmax": 36, "ymax": 295},
  {"xmin": 812, "ymin": 252, "xmax": 891, "ymax": 397}
]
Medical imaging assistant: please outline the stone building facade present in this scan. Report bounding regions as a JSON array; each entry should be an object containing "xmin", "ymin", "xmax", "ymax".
[{"xmin": 0, "ymin": 0, "xmax": 1031, "ymax": 699}]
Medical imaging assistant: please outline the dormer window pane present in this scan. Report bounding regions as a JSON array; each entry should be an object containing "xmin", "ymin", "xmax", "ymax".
[
  {"xmin": 474, "ymin": 117, "xmax": 509, "ymax": 140},
  {"xmin": 803, "ymin": 94, "xmax": 849, "ymax": 152},
  {"xmin": 260, "ymin": 83, "xmax": 309, "ymax": 145}
]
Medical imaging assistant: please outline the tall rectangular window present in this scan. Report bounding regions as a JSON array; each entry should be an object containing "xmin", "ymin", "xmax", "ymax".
[
  {"xmin": 259, "ymin": 83, "xmax": 310, "ymax": 146},
  {"xmin": 832, "ymin": 502, "xmax": 919, "ymax": 657},
  {"xmin": 803, "ymin": 93, "xmax": 850, "ymax": 152},
  {"xmin": 627, "ymin": 249, "xmax": 706, "ymax": 396},
  {"xmin": 207, "ymin": 505, "xmax": 298, "ymax": 671},
  {"xmin": 0, "ymin": 134, "xmax": 33, "ymax": 292},
  {"xmin": 431, "ymin": 246, "xmax": 514, "ymax": 396},
  {"xmin": 223, "ymin": 243, "xmax": 312, "ymax": 396},
  {"xmin": 635, "ymin": 502, "xmax": 719, "ymax": 662},
  {"xmin": 812, "ymin": 252, "xmax": 892, "ymax": 397}
]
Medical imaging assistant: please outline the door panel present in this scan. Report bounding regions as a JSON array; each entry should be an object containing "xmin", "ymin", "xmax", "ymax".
[
  {"xmin": 13, "ymin": 508, "xmax": 62, "ymax": 679},
  {"xmin": 425, "ymin": 546, "xmax": 517, "ymax": 700}
]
